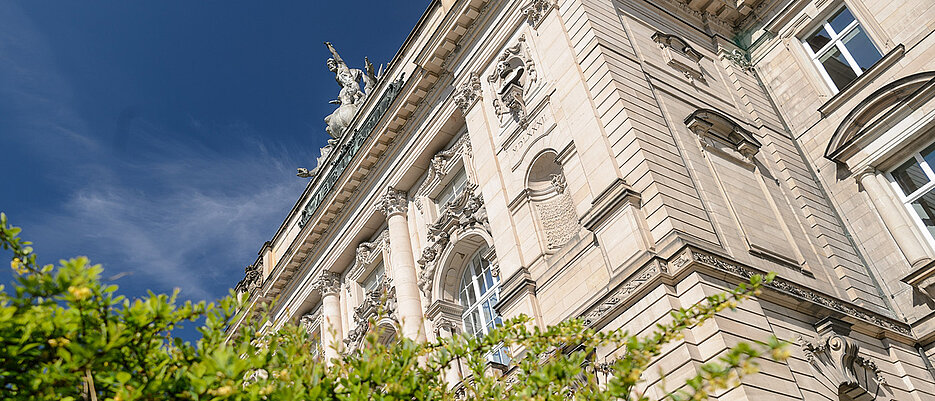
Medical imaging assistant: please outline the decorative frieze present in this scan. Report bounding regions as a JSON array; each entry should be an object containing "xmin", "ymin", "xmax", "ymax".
[
  {"xmin": 452, "ymin": 72, "xmax": 482, "ymax": 113},
  {"xmin": 677, "ymin": 248, "xmax": 912, "ymax": 336},
  {"xmin": 314, "ymin": 270, "xmax": 342, "ymax": 295},
  {"xmin": 380, "ymin": 186, "xmax": 409, "ymax": 217}
]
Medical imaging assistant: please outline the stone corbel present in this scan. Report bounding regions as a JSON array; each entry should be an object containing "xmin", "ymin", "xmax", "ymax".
[{"xmin": 799, "ymin": 318, "xmax": 887, "ymax": 398}]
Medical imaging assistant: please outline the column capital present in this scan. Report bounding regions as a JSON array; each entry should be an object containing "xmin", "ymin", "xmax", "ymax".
[
  {"xmin": 854, "ymin": 166, "xmax": 879, "ymax": 184},
  {"xmin": 315, "ymin": 270, "xmax": 342, "ymax": 295},
  {"xmin": 380, "ymin": 186, "xmax": 409, "ymax": 217},
  {"xmin": 453, "ymin": 72, "xmax": 482, "ymax": 114}
]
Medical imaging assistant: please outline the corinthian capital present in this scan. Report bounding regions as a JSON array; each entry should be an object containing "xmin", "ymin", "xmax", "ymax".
[
  {"xmin": 315, "ymin": 270, "xmax": 342, "ymax": 295},
  {"xmin": 380, "ymin": 186, "xmax": 408, "ymax": 217}
]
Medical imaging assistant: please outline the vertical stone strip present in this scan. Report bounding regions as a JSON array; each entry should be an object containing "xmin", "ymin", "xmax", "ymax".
[
  {"xmin": 381, "ymin": 186, "xmax": 426, "ymax": 341},
  {"xmin": 316, "ymin": 270, "xmax": 343, "ymax": 363}
]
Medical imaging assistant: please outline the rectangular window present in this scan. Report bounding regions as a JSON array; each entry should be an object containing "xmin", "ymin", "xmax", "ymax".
[
  {"xmin": 888, "ymin": 141, "xmax": 935, "ymax": 247},
  {"xmin": 802, "ymin": 5, "xmax": 882, "ymax": 92},
  {"xmin": 434, "ymin": 169, "xmax": 467, "ymax": 209}
]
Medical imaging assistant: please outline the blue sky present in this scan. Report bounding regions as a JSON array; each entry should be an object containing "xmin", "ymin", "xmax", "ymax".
[{"xmin": 0, "ymin": 1, "xmax": 429, "ymax": 305}]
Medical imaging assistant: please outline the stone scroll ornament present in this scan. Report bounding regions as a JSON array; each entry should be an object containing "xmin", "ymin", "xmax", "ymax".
[{"xmin": 800, "ymin": 334, "xmax": 889, "ymax": 400}]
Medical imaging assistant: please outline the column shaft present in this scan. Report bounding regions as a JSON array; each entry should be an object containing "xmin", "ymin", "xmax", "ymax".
[
  {"xmin": 860, "ymin": 170, "xmax": 930, "ymax": 266},
  {"xmin": 320, "ymin": 291, "xmax": 343, "ymax": 362},
  {"xmin": 382, "ymin": 187, "xmax": 426, "ymax": 341}
]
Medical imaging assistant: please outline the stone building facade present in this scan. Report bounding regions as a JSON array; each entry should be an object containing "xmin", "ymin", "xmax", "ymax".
[{"xmin": 231, "ymin": 0, "xmax": 935, "ymax": 399}]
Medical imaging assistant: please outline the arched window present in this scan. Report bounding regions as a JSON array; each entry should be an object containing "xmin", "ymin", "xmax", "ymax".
[{"xmin": 458, "ymin": 247, "xmax": 508, "ymax": 364}]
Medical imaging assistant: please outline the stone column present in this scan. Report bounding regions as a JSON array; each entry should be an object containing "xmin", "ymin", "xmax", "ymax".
[
  {"xmin": 857, "ymin": 168, "xmax": 931, "ymax": 266},
  {"xmin": 316, "ymin": 270, "xmax": 343, "ymax": 363},
  {"xmin": 380, "ymin": 187, "xmax": 426, "ymax": 341}
]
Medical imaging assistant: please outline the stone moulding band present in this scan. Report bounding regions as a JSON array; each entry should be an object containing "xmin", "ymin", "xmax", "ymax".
[
  {"xmin": 578, "ymin": 246, "xmax": 911, "ymax": 337},
  {"xmin": 299, "ymin": 76, "xmax": 407, "ymax": 228}
]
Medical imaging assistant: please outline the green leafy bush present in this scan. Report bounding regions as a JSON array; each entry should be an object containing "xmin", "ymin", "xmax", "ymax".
[{"xmin": 0, "ymin": 213, "xmax": 786, "ymax": 400}]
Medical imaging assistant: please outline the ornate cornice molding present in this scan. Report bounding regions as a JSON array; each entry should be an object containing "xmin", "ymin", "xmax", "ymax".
[
  {"xmin": 380, "ymin": 186, "xmax": 409, "ymax": 217},
  {"xmin": 314, "ymin": 270, "xmax": 342, "ymax": 295},
  {"xmin": 581, "ymin": 259, "xmax": 667, "ymax": 327},
  {"xmin": 452, "ymin": 72, "xmax": 482, "ymax": 114}
]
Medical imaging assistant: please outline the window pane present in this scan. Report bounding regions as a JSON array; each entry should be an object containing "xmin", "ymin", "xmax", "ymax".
[
  {"xmin": 827, "ymin": 7, "xmax": 856, "ymax": 34},
  {"xmin": 921, "ymin": 141, "xmax": 935, "ymax": 170},
  {"xmin": 482, "ymin": 299, "xmax": 494, "ymax": 323},
  {"xmin": 841, "ymin": 26, "xmax": 882, "ymax": 71},
  {"xmin": 805, "ymin": 28, "xmax": 833, "ymax": 53},
  {"xmin": 892, "ymin": 158, "xmax": 930, "ymax": 195},
  {"xmin": 819, "ymin": 46, "xmax": 858, "ymax": 90},
  {"xmin": 909, "ymin": 188, "xmax": 935, "ymax": 241}
]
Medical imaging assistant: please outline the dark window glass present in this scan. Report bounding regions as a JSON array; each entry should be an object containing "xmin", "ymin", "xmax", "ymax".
[
  {"xmin": 892, "ymin": 158, "xmax": 930, "ymax": 195},
  {"xmin": 819, "ymin": 46, "xmax": 858, "ymax": 89},
  {"xmin": 909, "ymin": 188, "xmax": 935, "ymax": 240},
  {"xmin": 828, "ymin": 7, "xmax": 856, "ymax": 34},
  {"xmin": 841, "ymin": 27, "xmax": 882, "ymax": 71},
  {"xmin": 921, "ymin": 141, "xmax": 935, "ymax": 169},
  {"xmin": 806, "ymin": 28, "xmax": 833, "ymax": 53}
]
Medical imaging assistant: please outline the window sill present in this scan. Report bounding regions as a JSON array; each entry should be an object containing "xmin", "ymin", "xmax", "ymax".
[{"xmin": 818, "ymin": 44, "xmax": 905, "ymax": 117}]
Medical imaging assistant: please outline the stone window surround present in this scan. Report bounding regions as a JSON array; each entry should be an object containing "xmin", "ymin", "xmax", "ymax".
[
  {"xmin": 826, "ymin": 72, "xmax": 935, "ymax": 297},
  {"xmin": 776, "ymin": 0, "xmax": 894, "ymax": 103},
  {"xmin": 345, "ymin": 229, "xmax": 390, "ymax": 300},
  {"xmin": 413, "ymin": 133, "xmax": 473, "ymax": 222}
]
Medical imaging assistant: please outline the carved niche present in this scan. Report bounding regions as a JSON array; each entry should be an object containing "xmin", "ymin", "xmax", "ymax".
[
  {"xmin": 652, "ymin": 32, "xmax": 704, "ymax": 83},
  {"xmin": 527, "ymin": 152, "xmax": 581, "ymax": 250},
  {"xmin": 488, "ymin": 35, "xmax": 538, "ymax": 128},
  {"xmin": 799, "ymin": 321, "xmax": 890, "ymax": 400},
  {"xmin": 417, "ymin": 182, "xmax": 491, "ymax": 301}
]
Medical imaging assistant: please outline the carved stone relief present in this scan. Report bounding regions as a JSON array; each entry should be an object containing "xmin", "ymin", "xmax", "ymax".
[
  {"xmin": 344, "ymin": 276, "xmax": 398, "ymax": 352},
  {"xmin": 488, "ymin": 35, "xmax": 538, "ymax": 128},
  {"xmin": 522, "ymin": 0, "xmax": 556, "ymax": 28},
  {"xmin": 414, "ymin": 135, "xmax": 472, "ymax": 211},
  {"xmin": 347, "ymin": 230, "xmax": 390, "ymax": 283},
  {"xmin": 300, "ymin": 305, "xmax": 323, "ymax": 336},
  {"xmin": 417, "ymin": 183, "xmax": 492, "ymax": 301},
  {"xmin": 234, "ymin": 260, "xmax": 263, "ymax": 295},
  {"xmin": 452, "ymin": 72, "xmax": 482, "ymax": 113},
  {"xmin": 380, "ymin": 186, "xmax": 409, "ymax": 217}
]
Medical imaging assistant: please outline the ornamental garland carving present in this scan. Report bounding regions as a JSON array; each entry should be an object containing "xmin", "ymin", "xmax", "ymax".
[
  {"xmin": 380, "ymin": 186, "xmax": 409, "ymax": 217},
  {"xmin": 580, "ymin": 259, "xmax": 666, "ymax": 326},
  {"xmin": 452, "ymin": 72, "xmax": 482, "ymax": 113},
  {"xmin": 315, "ymin": 270, "xmax": 342, "ymax": 295},
  {"xmin": 522, "ymin": 0, "xmax": 556, "ymax": 28},
  {"xmin": 488, "ymin": 35, "xmax": 538, "ymax": 128},
  {"xmin": 417, "ymin": 182, "xmax": 491, "ymax": 300}
]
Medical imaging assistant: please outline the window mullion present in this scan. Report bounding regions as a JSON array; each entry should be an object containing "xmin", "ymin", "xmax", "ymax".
[{"xmin": 836, "ymin": 41, "xmax": 864, "ymax": 76}]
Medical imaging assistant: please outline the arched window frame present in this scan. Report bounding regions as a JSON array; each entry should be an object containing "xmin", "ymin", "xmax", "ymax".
[{"xmin": 458, "ymin": 247, "xmax": 508, "ymax": 364}]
